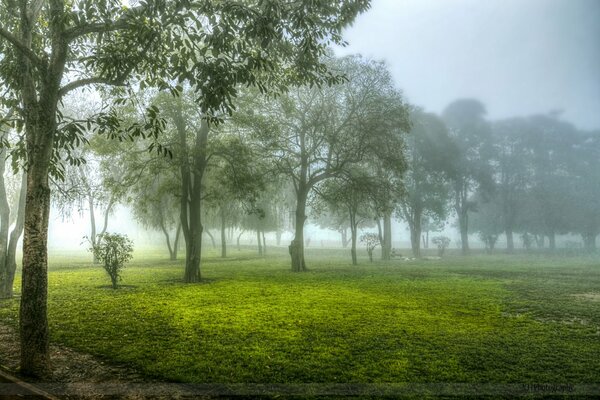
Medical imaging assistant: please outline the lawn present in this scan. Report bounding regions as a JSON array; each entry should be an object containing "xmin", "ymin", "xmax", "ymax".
[{"xmin": 1, "ymin": 246, "xmax": 599, "ymax": 397}]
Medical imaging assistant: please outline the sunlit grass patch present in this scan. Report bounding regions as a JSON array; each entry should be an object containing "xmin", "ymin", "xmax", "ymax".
[{"xmin": 1, "ymin": 250, "xmax": 599, "ymax": 388}]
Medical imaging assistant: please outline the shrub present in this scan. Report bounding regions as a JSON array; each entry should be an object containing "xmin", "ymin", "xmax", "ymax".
[
  {"xmin": 432, "ymin": 236, "xmax": 451, "ymax": 257},
  {"xmin": 88, "ymin": 233, "xmax": 134, "ymax": 289},
  {"xmin": 360, "ymin": 232, "xmax": 380, "ymax": 262}
]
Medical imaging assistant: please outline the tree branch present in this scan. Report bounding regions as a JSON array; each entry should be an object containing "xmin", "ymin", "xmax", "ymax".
[
  {"xmin": 0, "ymin": 24, "xmax": 46, "ymax": 70},
  {"xmin": 58, "ymin": 76, "xmax": 127, "ymax": 98}
]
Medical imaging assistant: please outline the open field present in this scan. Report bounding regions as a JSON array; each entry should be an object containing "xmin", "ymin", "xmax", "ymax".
[{"xmin": 1, "ymin": 247, "xmax": 599, "ymax": 397}]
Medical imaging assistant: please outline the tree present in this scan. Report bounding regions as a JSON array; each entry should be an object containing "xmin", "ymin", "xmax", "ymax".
[
  {"xmin": 568, "ymin": 130, "xmax": 600, "ymax": 250},
  {"xmin": 0, "ymin": 0, "xmax": 370, "ymax": 376},
  {"xmin": 442, "ymin": 99, "xmax": 494, "ymax": 255},
  {"xmin": 317, "ymin": 169, "xmax": 380, "ymax": 265},
  {"xmin": 88, "ymin": 232, "xmax": 133, "ymax": 289},
  {"xmin": 360, "ymin": 232, "xmax": 380, "ymax": 262},
  {"xmin": 489, "ymin": 118, "xmax": 531, "ymax": 252},
  {"xmin": 398, "ymin": 109, "xmax": 454, "ymax": 257},
  {"xmin": 519, "ymin": 114, "xmax": 576, "ymax": 250},
  {"xmin": 240, "ymin": 55, "xmax": 409, "ymax": 271}
]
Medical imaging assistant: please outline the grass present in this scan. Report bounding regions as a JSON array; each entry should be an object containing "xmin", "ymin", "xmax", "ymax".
[{"xmin": 1, "ymin": 246, "xmax": 599, "ymax": 397}]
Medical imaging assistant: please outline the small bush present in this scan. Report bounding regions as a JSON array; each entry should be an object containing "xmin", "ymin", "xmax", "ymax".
[
  {"xmin": 432, "ymin": 236, "xmax": 451, "ymax": 257},
  {"xmin": 88, "ymin": 233, "xmax": 134, "ymax": 289},
  {"xmin": 360, "ymin": 232, "xmax": 380, "ymax": 262}
]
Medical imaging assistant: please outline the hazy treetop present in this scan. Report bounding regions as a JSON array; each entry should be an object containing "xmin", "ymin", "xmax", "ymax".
[{"xmin": 336, "ymin": 0, "xmax": 600, "ymax": 130}]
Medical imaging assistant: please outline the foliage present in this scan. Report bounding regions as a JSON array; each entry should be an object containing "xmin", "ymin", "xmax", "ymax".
[
  {"xmin": 87, "ymin": 233, "xmax": 134, "ymax": 289},
  {"xmin": 431, "ymin": 236, "xmax": 451, "ymax": 257},
  {"xmin": 359, "ymin": 232, "xmax": 380, "ymax": 262}
]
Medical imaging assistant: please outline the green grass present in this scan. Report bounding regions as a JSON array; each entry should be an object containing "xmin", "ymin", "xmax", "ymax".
[{"xmin": 1, "ymin": 246, "xmax": 599, "ymax": 395}]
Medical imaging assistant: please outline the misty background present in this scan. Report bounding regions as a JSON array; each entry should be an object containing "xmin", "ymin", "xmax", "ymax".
[{"xmin": 47, "ymin": 0, "xmax": 600, "ymax": 252}]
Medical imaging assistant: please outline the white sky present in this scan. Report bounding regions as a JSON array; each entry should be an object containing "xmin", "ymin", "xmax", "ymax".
[{"xmin": 335, "ymin": 0, "xmax": 600, "ymax": 130}]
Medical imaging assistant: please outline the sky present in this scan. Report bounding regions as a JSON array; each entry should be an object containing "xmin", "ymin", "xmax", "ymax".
[{"xmin": 335, "ymin": 0, "xmax": 600, "ymax": 130}]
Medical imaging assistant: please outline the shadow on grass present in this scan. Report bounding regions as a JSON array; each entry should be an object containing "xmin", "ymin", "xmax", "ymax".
[{"xmin": 95, "ymin": 284, "xmax": 139, "ymax": 290}]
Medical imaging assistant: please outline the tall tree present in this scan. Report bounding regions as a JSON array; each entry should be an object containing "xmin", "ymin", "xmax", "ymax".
[
  {"xmin": 240, "ymin": 55, "xmax": 409, "ymax": 271},
  {"xmin": 0, "ymin": 0, "xmax": 370, "ymax": 376},
  {"xmin": 489, "ymin": 118, "xmax": 531, "ymax": 252},
  {"xmin": 442, "ymin": 99, "xmax": 494, "ymax": 255},
  {"xmin": 398, "ymin": 109, "xmax": 454, "ymax": 257}
]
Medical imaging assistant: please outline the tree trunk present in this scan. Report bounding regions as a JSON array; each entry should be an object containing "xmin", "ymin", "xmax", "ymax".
[
  {"xmin": 204, "ymin": 229, "xmax": 216, "ymax": 248},
  {"xmin": 382, "ymin": 212, "xmax": 392, "ymax": 260},
  {"xmin": 237, "ymin": 230, "xmax": 244, "ymax": 251},
  {"xmin": 158, "ymin": 210, "xmax": 175, "ymax": 260},
  {"xmin": 276, "ymin": 230, "xmax": 282, "ymax": 246},
  {"xmin": 350, "ymin": 224, "xmax": 358, "ymax": 265},
  {"xmin": 458, "ymin": 209, "xmax": 469, "ymax": 255},
  {"xmin": 548, "ymin": 232, "xmax": 556, "ymax": 251},
  {"xmin": 262, "ymin": 231, "xmax": 267, "ymax": 255},
  {"xmin": 178, "ymin": 111, "xmax": 208, "ymax": 283},
  {"xmin": 505, "ymin": 229, "xmax": 514, "ymax": 253},
  {"xmin": 340, "ymin": 228, "xmax": 349, "ymax": 248},
  {"xmin": 88, "ymin": 195, "xmax": 98, "ymax": 263},
  {"xmin": 173, "ymin": 223, "xmax": 181, "ymax": 260},
  {"xmin": 3, "ymin": 174, "xmax": 26, "ymax": 298},
  {"xmin": 0, "ymin": 149, "xmax": 11, "ymax": 298},
  {"xmin": 410, "ymin": 218, "xmax": 422, "ymax": 258},
  {"xmin": 220, "ymin": 208, "xmax": 227, "ymax": 258},
  {"xmin": 290, "ymin": 186, "xmax": 308, "ymax": 272},
  {"xmin": 20, "ymin": 145, "xmax": 53, "ymax": 378},
  {"xmin": 256, "ymin": 229, "xmax": 263, "ymax": 255}
]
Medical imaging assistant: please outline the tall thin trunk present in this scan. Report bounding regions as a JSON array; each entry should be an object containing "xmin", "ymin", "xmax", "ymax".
[
  {"xmin": 205, "ymin": 229, "xmax": 216, "ymax": 248},
  {"xmin": 505, "ymin": 229, "xmax": 514, "ymax": 253},
  {"xmin": 382, "ymin": 212, "xmax": 392, "ymax": 260},
  {"xmin": 548, "ymin": 231, "xmax": 556, "ymax": 251},
  {"xmin": 276, "ymin": 230, "xmax": 282, "ymax": 246},
  {"xmin": 3, "ymin": 173, "xmax": 27, "ymax": 299},
  {"xmin": 173, "ymin": 223, "xmax": 181, "ymax": 260},
  {"xmin": 158, "ymin": 211, "xmax": 175, "ymax": 260},
  {"xmin": 220, "ymin": 208, "xmax": 227, "ymax": 258},
  {"xmin": 0, "ymin": 147, "xmax": 11, "ymax": 297},
  {"xmin": 236, "ymin": 230, "xmax": 244, "ymax": 251},
  {"xmin": 350, "ymin": 222, "xmax": 358, "ymax": 265},
  {"xmin": 262, "ymin": 231, "xmax": 267, "ymax": 255},
  {"xmin": 256, "ymin": 229, "xmax": 263, "ymax": 255},
  {"xmin": 340, "ymin": 228, "xmax": 349, "ymax": 248},
  {"xmin": 410, "ymin": 212, "xmax": 422, "ymax": 258}
]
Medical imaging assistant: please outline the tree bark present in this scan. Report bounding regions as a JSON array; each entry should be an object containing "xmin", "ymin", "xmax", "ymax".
[
  {"xmin": 21, "ymin": 131, "xmax": 54, "ymax": 378},
  {"xmin": 262, "ymin": 231, "xmax": 267, "ymax": 255},
  {"xmin": 177, "ymin": 107, "xmax": 208, "ymax": 283},
  {"xmin": 290, "ymin": 187, "xmax": 308, "ymax": 272},
  {"xmin": 410, "ymin": 214, "xmax": 422, "ymax": 259},
  {"xmin": 350, "ymin": 224, "xmax": 358, "ymax": 265}
]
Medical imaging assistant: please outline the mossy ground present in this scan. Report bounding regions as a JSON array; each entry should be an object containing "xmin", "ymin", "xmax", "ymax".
[{"xmin": 1, "ymin": 246, "xmax": 598, "ymax": 397}]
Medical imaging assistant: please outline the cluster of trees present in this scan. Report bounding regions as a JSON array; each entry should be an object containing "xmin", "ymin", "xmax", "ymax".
[
  {"xmin": 398, "ymin": 100, "xmax": 599, "ymax": 257},
  {"xmin": 0, "ymin": 0, "xmax": 596, "ymax": 380},
  {"xmin": 0, "ymin": 0, "xmax": 371, "ymax": 378}
]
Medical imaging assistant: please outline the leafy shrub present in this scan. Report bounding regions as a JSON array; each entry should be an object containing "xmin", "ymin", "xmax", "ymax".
[
  {"xmin": 88, "ymin": 233, "xmax": 134, "ymax": 289},
  {"xmin": 432, "ymin": 236, "xmax": 451, "ymax": 257},
  {"xmin": 360, "ymin": 232, "xmax": 380, "ymax": 262}
]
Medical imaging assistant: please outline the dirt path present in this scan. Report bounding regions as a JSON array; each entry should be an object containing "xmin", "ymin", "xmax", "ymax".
[{"xmin": 0, "ymin": 323, "xmax": 190, "ymax": 399}]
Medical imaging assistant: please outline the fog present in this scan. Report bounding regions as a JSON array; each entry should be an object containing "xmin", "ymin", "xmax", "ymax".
[
  {"xmin": 43, "ymin": 0, "xmax": 600, "ymax": 253},
  {"xmin": 336, "ymin": 0, "xmax": 600, "ymax": 130}
]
